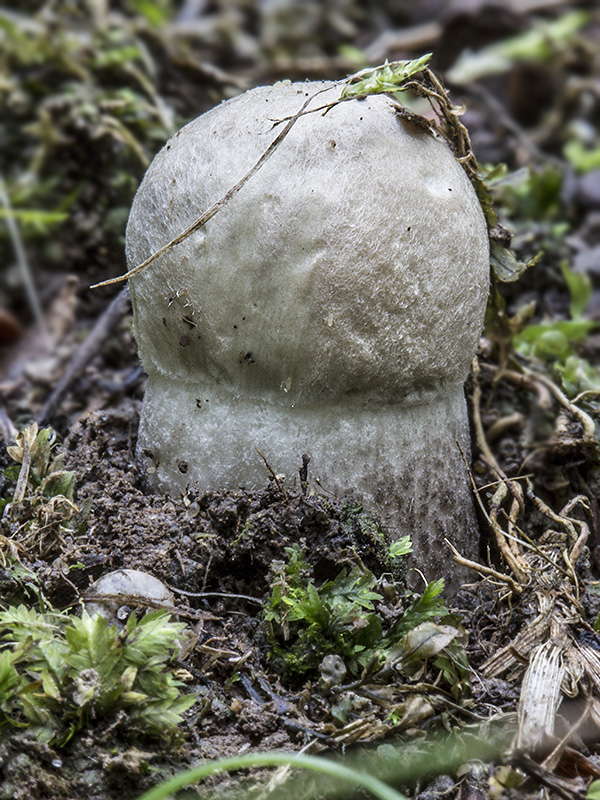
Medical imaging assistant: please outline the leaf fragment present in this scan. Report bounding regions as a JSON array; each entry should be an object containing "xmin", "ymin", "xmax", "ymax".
[{"xmin": 490, "ymin": 241, "xmax": 541, "ymax": 283}]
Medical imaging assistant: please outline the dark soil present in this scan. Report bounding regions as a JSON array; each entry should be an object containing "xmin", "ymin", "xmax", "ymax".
[{"xmin": 0, "ymin": 400, "xmax": 433, "ymax": 800}]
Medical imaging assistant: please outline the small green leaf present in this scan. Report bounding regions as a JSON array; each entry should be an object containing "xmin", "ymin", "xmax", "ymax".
[
  {"xmin": 0, "ymin": 208, "xmax": 69, "ymax": 227},
  {"xmin": 490, "ymin": 241, "xmax": 541, "ymax": 283},
  {"xmin": 0, "ymin": 650, "xmax": 22, "ymax": 703},
  {"xmin": 42, "ymin": 471, "xmax": 75, "ymax": 499},
  {"xmin": 392, "ymin": 579, "xmax": 448, "ymax": 638},
  {"xmin": 483, "ymin": 163, "xmax": 508, "ymax": 182},
  {"xmin": 388, "ymin": 536, "xmax": 412, "ymax": 560},
  {"xmin": 128, "ymin": 0, "xmax": 173, "ymax": 26},
  {"xmin": 403, "ymin": 623, "xmax": 458, "ymax": 662},
  {"xmin": 337, "ymin": 44, "xmax": 367, "ymax": 66},
  {"xmin": 587, "ymin": 780, "xmax": 600, "ymax": 799},
  {"xmin": 3, "ymin": 466, "xmax": 21, "ymax": 482},
  {"xmin": 561, "ymin": 261, "xmax": 592, "ymax": 319},
  {"xmin": 515, "ymin": 319, "xmax": 596, "ymax": 361},
  {"xmin": 564, "ymin": 140, "xmax": 600, "ymax": 174},
  {"xmin": 93, "ymin": 44, "xmax": 142, "ymax": 69},
  {"xmin": 556, "ymin": 355, "xmax": 600, "ymax": 397},
  {"xmin": 40, "ymin": 670, "xmax": 62, "ymax": 701},
  {"xmin": 341, "ymin": 54, "xmax": 432, "ymax": 99}
]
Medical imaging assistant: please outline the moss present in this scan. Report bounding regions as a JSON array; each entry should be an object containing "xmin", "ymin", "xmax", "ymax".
[{"xmin": 340, "ymin": 499, "xmax": 407, "ymax": 581}]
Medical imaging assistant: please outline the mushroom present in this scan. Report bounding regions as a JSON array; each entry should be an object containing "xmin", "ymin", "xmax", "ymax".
[{"xmin": 126, "ymin": 81, "xmax": 489, "ymax": 589}]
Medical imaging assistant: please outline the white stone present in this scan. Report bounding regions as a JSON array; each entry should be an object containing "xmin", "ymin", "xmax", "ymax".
[
  {"xmin": 126, "ymin": 81, "xmax": 490, "ymax": 589},
  {"xmin": 84, "ymin": 569, "xmax": 174, "ymax": 623}
]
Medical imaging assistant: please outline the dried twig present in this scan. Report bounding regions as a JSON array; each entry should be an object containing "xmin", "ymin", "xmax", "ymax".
[
  {"xmin": 0, "ymin": 405, "xmax": 16, "ymax": 441},
  {"xmin": 471, "ymin": 359, "xmax": 530, "ymax": 581},
  {"xmin": 0, "ymin": 176, "xmax": 47, "ymax": 336},
  {"xmin": 364, "ymin": 22, "xmax": 441, "ymax": 62},
  {"xmin": 12, "ymin": 425, "xmax": 35, "ymax": 506},
  {"xmin": 516, "ymin": 753, "xmax": 587, "ymax": 800},
  {"xmin": 522, "ymin": 366, "xmax": 596, "ymax": 442},
  {"xmin": 255, "ymin": 448, "xmax": 287, "ymax": 499},
  {"xmin": 37, "ymin": 287, "xmax": 131, "ymax": 425},
  {"xmin": 445, "ymin": 538, "xmax": 522, "ymax": 594},
  {"xmin": 479, "ymin": 361, "xmax": 553, "ymax": 409}
]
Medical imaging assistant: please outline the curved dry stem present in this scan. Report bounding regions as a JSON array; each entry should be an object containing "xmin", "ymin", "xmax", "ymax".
[
  {"xmin": 480, "ymin": 362, "xmax": 554, "ymax": 409},
  {"xmin": 471, "ymin": 359, "xmax": 530, "ymax": 582},
  {"xmin": 522, "ymin": 367, "xmax": 596, "ymax": 442},
  {"xmin": 444, "ymin": 538, "xmax": 522, "ymax": 594}
]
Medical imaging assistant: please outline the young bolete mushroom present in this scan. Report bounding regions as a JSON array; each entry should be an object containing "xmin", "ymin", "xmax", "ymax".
[{"xmin": 126, "ymin": 81, "xmax": 489, "ymax": 588}]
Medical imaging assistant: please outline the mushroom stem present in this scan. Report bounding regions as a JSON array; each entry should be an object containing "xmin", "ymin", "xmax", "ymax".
[{"xmin": 139, "ymin": 378, "xmax": 478, "ymax": 589}]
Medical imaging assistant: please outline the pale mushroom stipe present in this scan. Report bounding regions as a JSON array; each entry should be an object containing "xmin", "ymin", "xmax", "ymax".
[{"xmin": 126, "ymin": 80, "xmax": 490, "ymax": 589}]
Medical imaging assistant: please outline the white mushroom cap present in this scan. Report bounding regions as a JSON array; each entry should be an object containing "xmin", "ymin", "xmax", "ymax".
[{"xmin": 126, "ymin": 81, "xmax": 490, "ymax": 589}]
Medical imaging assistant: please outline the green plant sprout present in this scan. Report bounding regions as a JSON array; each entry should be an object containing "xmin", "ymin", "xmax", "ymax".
[
  {"xmin": 135, "ymin": 751, "xmax": 409, "ymax": 800},
  {"xmin": 0, "ymin": 605, "xmax": 195, "ymax": 746},
  {"xmin": 341, "ymin": 53, "xmax": 432, "ymax": 98},
  {"xmin": 514, "ymin": 262, "xmax": 599, "ymax": 396},
  {"xmin": 5, "ymin": 423, "xmax": 74, "ymax": 498},
  {"xmin": 2, "ymin": 422, "xmax": 79, "ymax": 543},
  {"xmin": 264, "ymin": 546, "xmax": 469, "ymax": 697},
  {"xmin": 265, "ymin": 545, "xmax": 384, "ymax": 679}
]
